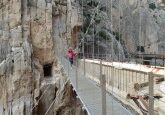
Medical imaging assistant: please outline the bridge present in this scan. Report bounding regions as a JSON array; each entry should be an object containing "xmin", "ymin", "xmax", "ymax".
[
  {"xmin": 53, "ymin": 0, "xmax": 165, "ymax": 114},
  {"xmin": 55, "ymin": 49, "xmax": 165, "ymax": 114},
  {"xmin": 0, "ymin": 0, "xmax": 164, "ymax": 114},
  {"xmin": 54, "ymin": 23, "xmax": 165, "ymax": 115},
  {"xmin": 59, "ymin": 57, "xmax": 132, "ymax": 115}
]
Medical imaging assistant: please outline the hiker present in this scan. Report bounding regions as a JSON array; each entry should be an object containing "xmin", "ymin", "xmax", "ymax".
[{"xmin": 67, "ymin": 47, "xmax": 76, "ymax": 67}]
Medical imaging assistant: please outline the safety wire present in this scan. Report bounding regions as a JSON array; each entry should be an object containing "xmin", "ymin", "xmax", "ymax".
[
  {"xmin": 139, "ymin": 0, "xmax": 144, "ymax": 89},
  {"xmin": 1, "ymin": 2, "xmax": 58, "ymax": 114},
  {"xmin": 58, "ymin": 12, "xmax": 62, "ymax": 63},
  {"xmin": 91, "ymin": 60, "xmax": 160, "ymax": 114},
  {"xmin": 31, "ymin": 3, "xmax": 51, "ymax": 113},
  {"xmin": 118, "ymin": 0, "xmax": 123, "ymax": 114},
  {"xmin": 29, "ymin": 2, "xmax": 56, "ymax": 114},
  {"xmin": 91, "ymin": 1, "xmax": 96, "ymax": 114},
  {"xmin": 78, "ymin": 1, "xmax": 101, "ymax": 48},
  {"xmin": 88, "ymin": 0, "xmax": 96, "ymax": 112},
  {"xmin": 80, "ymin": 1, "xmax": 102, "ymax": 114},
  {"xmin": 103, "ymin": 0, "xmax": 108, "ymax": 114},
  {"xmin": 75, "ymin": 10, "xmax": 77, "ymax": 115},
  {"xmin": 139, "ymin": 0, "xmax": 143, "ymax": 66},
  {"xmin": 1, "ymin": 0, "xmax": 7, "ymax": 114},
  {"xmin": 92, "ymin": 2, "xmax": 95, "ymax": 60},
  {"xmin": 44, "ymin": 98, "xmax": 56, "ymax": 115},
  {"xmin": 68, "ymin": 0, "xmax": 72, "ymax": 48},
  {"xmin": 18, "ymin": 1, "xmax": 23, "ymax": 113},
  {"xmin": 6, "ymin": 1, "xmax": 13, "ymax": 114},
  {"xmin": 44, "ymin": 3, "xmax": 55, "ymax": 115},
  {"xmin": 44, "ymin": 0, "xmax": 74, "ymax": 114},
  {"xmin": 92, "ymin": 3, "xmax": 96, "ymax": 108},
  {"xmin": 110, "ymin": 0, "xmax": 114, "ymax": 114},
  {"xmin": 28, "ymin": 2, "xmax": 33, "ymax": 113},
  {"xmin": 117, "ymin": 0, "xmax": 119, "ymax": 96},
  {"xmin": 85, "ymin": 0, "xmax": 95, "ymax": 112},
  {"xmin": 82, "ymin": 0, "xmax": 86, "ymax": 77},
  {"xmin": 30, "ymin": 2, "xmax": 48, "ymax": 113},
  {"xmin": 2, "ymin": 0, "xmax": 163, "ymax": 114},
  {"xmin": 118, "ymin": 0, "xmax": 121, "ymax": 62},
  {"xmin": 9, "ymin": 0, "xmax": 14, "ymax": 112},
  {"xmin": 33, "ymin": 6, "xmax": 54, "ymax": 113}
]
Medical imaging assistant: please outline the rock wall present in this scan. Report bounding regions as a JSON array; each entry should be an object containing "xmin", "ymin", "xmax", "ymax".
[
  {"xmin": 81, "ymin": 0, "xmax": 165, "ymax": 61},
  {"xmin": 0, "ymin": 0, "xmax": 85, "ymax": 115},
  {"xmin": 115, "ymin": 0, "xmax": 165, "ymax": 54}
]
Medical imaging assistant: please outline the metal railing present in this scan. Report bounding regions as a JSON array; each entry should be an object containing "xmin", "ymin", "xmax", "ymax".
[{"xmin": 78, "ymin": 59, "xmax": 165, "ymax": 115}]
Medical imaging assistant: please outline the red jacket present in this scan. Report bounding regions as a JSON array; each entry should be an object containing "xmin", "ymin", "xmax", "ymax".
[{"xmin": 67, "ymin": 49, "xmax": 75, "ymax": 59}]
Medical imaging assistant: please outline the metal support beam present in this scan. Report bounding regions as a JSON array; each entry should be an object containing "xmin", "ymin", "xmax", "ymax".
[
  {"xmin": 82, "ymin": 40, "xmax": 86, "ymax": 76},
  {"xmin": 75, "ymin": 55, "xmax": 78, "ymax": 90},
  {"xmin": 100, "ymin": 59, "xmax": 103, "ymax": 80},
  {"xmin": 101, "ymin": 74, "xmax": 106, "ymax": 115},
  {"xmin": 148, "ymin": 72, "xmax": 154, "ymax": 115},
  {"xmin": 100, "ymin": 59, "xmax": 106, "ymax": 115}
]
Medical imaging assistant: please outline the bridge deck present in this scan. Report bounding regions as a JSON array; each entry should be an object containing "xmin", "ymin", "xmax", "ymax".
[{"xmin": 61, "ymin": 57, "xmax": 132, "ymax": 115}]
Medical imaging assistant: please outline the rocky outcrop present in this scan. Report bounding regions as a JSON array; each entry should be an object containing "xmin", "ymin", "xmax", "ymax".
[{"xmin": 54, "ymin": 82, "xmax": 86, "ymax": 115}]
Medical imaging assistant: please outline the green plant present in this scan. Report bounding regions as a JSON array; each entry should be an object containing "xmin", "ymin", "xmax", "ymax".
[
  {"xmin": 98, "ymin": 30, "xmax": 106, "ymax": 38},
  {"xmin": 94, "ymin": 16, "xmax": 101, "ymax": 24},
  {"xmin": 97, "ymin": 30, "xmax": 111, "ymax": 41},
  {"xmin": 112, "ymin": 32, "xmax": 122, "ymax": 41},
  {"xmin": 149, "ymin": 3, "xmax": 156, "ymax": 10}
]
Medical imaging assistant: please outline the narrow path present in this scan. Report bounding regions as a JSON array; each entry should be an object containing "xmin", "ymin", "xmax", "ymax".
[{"xmin": 60, "ymin": 57, "xmax": 132, "ymax": 115}]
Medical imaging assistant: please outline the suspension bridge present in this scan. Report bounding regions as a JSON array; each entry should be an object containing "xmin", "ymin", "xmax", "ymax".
[
  {"xmin": 59, "ymin": 56, "xmax": 132, "ymax": 115},
  {"xmin": 0, "ymin": 0, "xmax": 165, "ymax": 115},
  {"xmin": 54, "ymin": 0, "xmax": 165, "ymax": 115},
  {"xmin": 55, "ymin": 47, "xmax": 165, "ymax": 115}
]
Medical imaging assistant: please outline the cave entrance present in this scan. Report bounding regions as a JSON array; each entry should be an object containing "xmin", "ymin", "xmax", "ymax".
[{"xmin": 43, "ymin": 63, "xmax": 52, "ymax": 77}]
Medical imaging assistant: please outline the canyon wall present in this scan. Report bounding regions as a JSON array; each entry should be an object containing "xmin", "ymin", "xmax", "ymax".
[
  {"xmin": 0, "ymin": 0, "xmax": 85, "ymax": 115},
  {"xmin": 82, "ymin": 0, "xmax": 165, "ymax": 61}
]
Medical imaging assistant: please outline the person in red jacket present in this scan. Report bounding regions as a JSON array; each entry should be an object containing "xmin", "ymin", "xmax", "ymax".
[{"xmin": 67, "ymin": 47, "xmax": 76, "ymax": 67}]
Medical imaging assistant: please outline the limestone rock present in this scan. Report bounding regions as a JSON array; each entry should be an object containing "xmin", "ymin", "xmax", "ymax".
[{"xmin": 0, "ymin": 0, "xmax": 85, "ymax": 115}]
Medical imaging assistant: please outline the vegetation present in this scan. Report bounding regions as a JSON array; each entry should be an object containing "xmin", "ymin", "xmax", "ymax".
[
  {"xmin": 94, "ymin": 14, "xmax": 101, "ymax": 24},
  {"xmin": 149, "ymin": 3, "xmax": 156, "ymax": 10},
  {"xmin": 87, "ymin": 1, "xmax": 98, "ymax": 7},
  {"xmin": 163, "ymin": 0, "xmax": 165, "ymax": 4},
  {"xmin": 100, "ymin": 6, "xmax": 106, "ymax": 11},
  {"xmin": 112, "ymin": 32, "xmax": 122, "ymax": 41},
  {"xmin": 97, "ymin": 30, "xmax": 111, "ymax": 41}
]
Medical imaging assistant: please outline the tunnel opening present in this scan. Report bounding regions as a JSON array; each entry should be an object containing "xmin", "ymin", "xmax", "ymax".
[{"xmin": 43, "ymin": 63, "xmax": 52, "ymax": 77}]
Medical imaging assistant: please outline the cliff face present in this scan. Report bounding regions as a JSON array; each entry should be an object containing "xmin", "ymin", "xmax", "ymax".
[
  {"xmin": 81, "ymin": 0, "xmax": 165, "ymax": 61},
  {"xmin": 0, "ymin": 0, "xmax": 85, "ymax": 115},
  {"xmin": 116, "ymin": 0, "xmax": 165, "ymax": 54}
]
